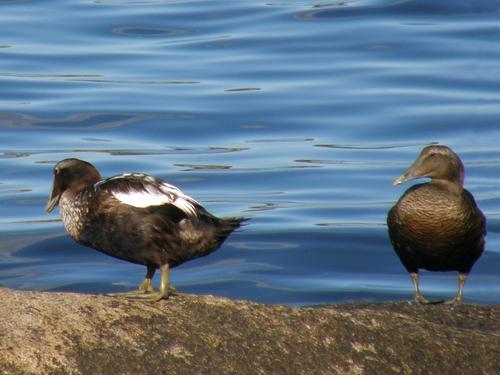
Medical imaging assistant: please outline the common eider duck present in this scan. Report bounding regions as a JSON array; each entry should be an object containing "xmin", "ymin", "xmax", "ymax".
[
  {"xmin": 387, "ymin": 145, "xmax": 486, "ymax": 305},
  {"xmin": 46, "ymin": 158, "xmax": 246, "ymax": 302}
]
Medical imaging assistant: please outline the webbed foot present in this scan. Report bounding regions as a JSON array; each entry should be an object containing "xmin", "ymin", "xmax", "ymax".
[
  {"xmin": 106, "ymin": 265, "xmax": 166, "ymax": 298},
  {"xmin": 126, "ymin": 263, "xmax": 172, "ymax": 303},
  {"xmin": 413, "ymin": 295, "xmax": 444, "ymax": 305},
  {"xmin": 126, "ymin": 290, "xmax": 170, "ymax": 302},
  {"xmin": 444, "ymin": 297, "xmax": 462, "ymax": 305},
  {"xmin": 106, "ymin": 289, "xmax": 154, "ymax": 298},
  {"xmin": 106, "ymin": 286, "xmax": 176, "ymax": 299},
  {"xmin": 443, "ymin": 273, "xmax": 467, "ymax": 306},
  {"xmin": 410, "ymin": 272, "xmax": 444, "ymax": 305}
]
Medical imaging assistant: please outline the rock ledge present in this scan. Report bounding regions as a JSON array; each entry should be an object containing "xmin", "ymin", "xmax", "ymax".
[{"xmin": 0, "ymin": 288, "xmax": 498, "ymax": 374}]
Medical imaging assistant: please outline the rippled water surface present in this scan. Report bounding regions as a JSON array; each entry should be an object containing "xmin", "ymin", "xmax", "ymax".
[{"xmin": 1, "ymin": 0, "xmax": 499, "ymax": 305}]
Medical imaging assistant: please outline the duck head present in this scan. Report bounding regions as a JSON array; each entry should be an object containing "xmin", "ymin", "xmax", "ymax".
[
  {"xmin": 393, "ymin": 145, "xmax": 464, "ymax": 187},
  {"xmin": 46, "ymin": 158, "xmax": 102, "ymax": 213}
]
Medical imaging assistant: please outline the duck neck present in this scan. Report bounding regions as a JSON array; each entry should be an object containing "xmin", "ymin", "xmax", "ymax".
[
  {"xmin": 59, "ymin": 191, "xmax": 89, "ymax": 241},
  {"xmin": 431, "ymin": 178, "xmax": 463, "ymax": 195}
]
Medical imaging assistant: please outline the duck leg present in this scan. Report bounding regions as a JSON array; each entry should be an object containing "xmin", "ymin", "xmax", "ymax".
[
  {"xmin": 127, "ymin": 263, "xmax": 172, "ymax": 302},
  {"xmin": 444, "ymin": 273, "xmax": 467, "ymax": 305},
  {"xmin": 106, "ymin": 265, "xmax": 156, "ymax": 297},
  {"xmin": 410, "ymin": 272, "xmax": 443, "ymax": 305},
  {"xmin": 137, "ymin": 265, "xmax": 157, "ymax": 293}
]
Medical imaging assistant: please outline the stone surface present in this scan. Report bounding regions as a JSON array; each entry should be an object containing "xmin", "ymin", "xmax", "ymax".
[{"xmin": 0, "ymin": 287, "xmax": 498, "ymax": 374}]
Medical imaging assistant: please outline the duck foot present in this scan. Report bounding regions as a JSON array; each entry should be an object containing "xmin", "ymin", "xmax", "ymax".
[
  {"xmin": 409, "ymin": 272, "xmax": 444, "ymax": 305},
  {"xmin": 106, "ymin": 286, "xmax": 177, "ymax": 299},
  {"xmin": 105, "ymin": 264, "xmax": 176, "ymax": 300},
  {"xmin": 125, "ymin": 290, "xmax": 171, "ymax": 302},
  {"xmin": 106, "ymin": 290, "xmax": 152, "ymax": 298},
  {"xmin": 411, "ymin": 291, "xmax": 445, "ymax": 305},
  {"xmin": 443, "ymin": 273, "xmax": 467, "ymax": 306},
  {"xmin": 413, "ymin": 297, "xmax": 445, "ymax": 305},
  {"xmin": 106, "ymin": 273, "xmax": 155, "ymax": 297},
  {"xmin": 444, "ymin": 297, "xmax": 463, "ymax": 306},
  {"xmin": 124, "ymin": 263, "xmax": 172, "ymax": 302}
]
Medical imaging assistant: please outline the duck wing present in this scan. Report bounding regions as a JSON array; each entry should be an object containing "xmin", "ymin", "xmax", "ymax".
[{"xmin": 95, "ymin": 173, "xmax": 202, "ymax": 219}]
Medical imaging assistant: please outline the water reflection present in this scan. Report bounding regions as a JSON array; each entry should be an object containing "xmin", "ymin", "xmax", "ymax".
[
  {"xmin": 265, "ymin": 1, "xmax": 351, "ymax": 8},
  {"xmin": 316, "ymin": 222, "xmax": 385, "ymax": 228},
  {"xmin": 93, "ymin": 0, "xmax": 191, "ymax": 4},
  {"xmin": 112, "ymin": 26, "xmax": 193, "ymax": 37},
  {"xmin": 0, "ymin": 73, "xmax": 102, "ymax": 79},
  {"xmin": 68, "ymin": 79, "xmax": 200, "ymax": 85},
  {"xmin": 0, "ymin": 112, "xmax": 190, "ymax": 130},
  {"xmin": 175, "ymin": 164, "xmax": 232, "ymax": 171},
  {"xmin": 0, "ymin": 188, "xmax": 31, "ymax": 194},
  {"xmin": 224, "ymin": 88, "xmax": 261, "ymax": 92},
  {"xmin": 1, "ymin": 146, "xmax": 250, "ymax": 163},
  {"xmin": 0, "ymin": 152, "xmax": 31, "ymax": 159},
  {"xmin": 246, "ymin": 138, "xmax": 314, "ymax": 143},
  {"xmin": 295, "ymin": 159, "xmax": 398, "ymax": 166},
  {"xmin": 314, "ymin": 142, "xmax": 436, "ymax": 150},
  {"xmin": 231, "ymin": 241, "xmax": 298, "ymax": 250},
  {"xmin": 295, "ymin": 0, "xmax": 500, "ymax": 20},
  {"xmin": 246, "ymin": 202, "xmax": 280, "ymax": 212}
]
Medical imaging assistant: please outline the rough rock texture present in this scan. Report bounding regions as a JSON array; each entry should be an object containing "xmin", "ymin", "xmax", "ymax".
[{"xmin": 0, "ymin": 287, "xmax": 498, "ymax": 375}]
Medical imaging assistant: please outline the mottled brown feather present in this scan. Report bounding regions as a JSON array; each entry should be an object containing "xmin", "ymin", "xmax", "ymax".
[
  {"xmin": 387, "ymin": 146, "xmax": 486, "ymax": 275},
  {"xmin": 48, "ymin": 158, "xmax": 246, "ymax": 271}
]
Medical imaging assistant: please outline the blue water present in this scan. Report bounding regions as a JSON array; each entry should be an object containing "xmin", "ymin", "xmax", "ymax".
[{"xmin": 1, "ymin": 0, "xmax": 499, "ymax": 306}]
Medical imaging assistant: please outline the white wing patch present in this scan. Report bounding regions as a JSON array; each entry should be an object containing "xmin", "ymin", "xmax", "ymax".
[{"xmin": 106, "ymin": 176, "xmax": 199, "ymax": 217}]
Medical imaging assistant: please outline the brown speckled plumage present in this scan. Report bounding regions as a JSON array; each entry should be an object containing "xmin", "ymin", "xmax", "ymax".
[
  {"xmin": 387, "ymin": 145, "xmax": 486, "ymax": 304},
  {"xmin": 47, "ymin": 158, "xmax": 246, "ymax": 301}
]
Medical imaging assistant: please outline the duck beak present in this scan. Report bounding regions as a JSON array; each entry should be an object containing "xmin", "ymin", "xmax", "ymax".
[
  {"xmin": 46, "ymin": 176, "xmax": 62, "ymax": 213},
  {"xmin": 392, "ymin": 171, "xmax": 413, "ymax": 186},
  {"xmin": 392, "ymin": 158, "xmax": 424, "ymax": 186},
  {"xmin": 46, "ymin": 195, "xmax": 60, "ymax": 213}
]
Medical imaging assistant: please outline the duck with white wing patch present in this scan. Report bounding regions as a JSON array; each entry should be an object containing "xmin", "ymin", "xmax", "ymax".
[{"xmin": 46, "ymin": 158, "xmax": 247, "ymax": 302}]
